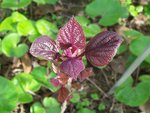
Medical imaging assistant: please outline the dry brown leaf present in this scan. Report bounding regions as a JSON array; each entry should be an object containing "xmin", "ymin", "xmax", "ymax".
[
  {"xmin": 140, "ymin": 100, "xmax": 150, "ymax": 113},
  {"xmin": 12, "ymin": 58, "xmax": 21, "ymax": 68},
  {"xmin": 21, "ymin": 53, "xmax": 32, "ymax": 73}
]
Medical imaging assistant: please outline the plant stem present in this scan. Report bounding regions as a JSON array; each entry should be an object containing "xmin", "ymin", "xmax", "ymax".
[
  {"xmin": 108, "ymin": 44, "xmax": 150, "ymax": 95},
  {"xmin": 86, "ymin": 78, "xmax": 108, "ymax": 97},
  {"xmin": 60, "ymin": 100, "xmax": 67, "ymax": 113}
]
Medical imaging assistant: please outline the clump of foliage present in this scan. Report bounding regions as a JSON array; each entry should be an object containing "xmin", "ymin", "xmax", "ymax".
[{"xmin": 30, "ymin": 17, "xmax": 122, "ymax": 102}]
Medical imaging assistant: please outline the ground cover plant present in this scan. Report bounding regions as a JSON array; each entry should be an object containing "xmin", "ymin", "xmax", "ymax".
[{"xmin": 0, "ymin": 0, "xmax": 150, "ymax": 113}]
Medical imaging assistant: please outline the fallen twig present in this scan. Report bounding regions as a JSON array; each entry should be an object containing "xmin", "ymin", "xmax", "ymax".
[{"xmin": 86, "ymin": 78, "xmax": 109, "ymax": 98}]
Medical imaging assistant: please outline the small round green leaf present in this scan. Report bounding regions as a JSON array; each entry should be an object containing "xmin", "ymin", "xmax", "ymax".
[
  {"xmin": 11, "ymin": 12, "xmax": 27, "ymax": 22},
  {"xmin": 90, "ymin": 93, "xmax": 100, "ymax": 100},
  {"xmin": 2, "ymin": 33, "xmax": 28, "ymax": 57},
  {"xmin": 70, "ymin": 93, "xmax": 80, "ymax": 103},
  {"xmin": 77, "ymin": 108, "xmax": 96, "ymax": 113},
  {"xmin": 43, "ymin": 97, "xmax": 61, "ymax": 113},
  {"xmin": 30, "ymin": 102, "xmax": 46, "ymax": 113},
  {"xmin": 17, "ymin": 20, "xmax": 38, "ymax": 36},
  {"xmin": 98, "ymin": 103, "xmax": 106, "ymax": 111},
  {"xmin": 0, "ymin": 17, "xmax": 16, "ymax": 32},
  {"xmin": 36, "ymin": 19, "xmax": 58, "ymax": 39}
]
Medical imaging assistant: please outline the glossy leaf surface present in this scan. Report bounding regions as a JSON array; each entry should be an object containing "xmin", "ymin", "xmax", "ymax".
[
  {"xmin": 30, "ymin": 36, "xmax": 59, "ymax": 60},
  {"xmin": 85, "ymin": 31, "xmax": 122, "ymax": 67},
  {"xmin": 60, "ymin": 58, "xmax": 85, "ymax": 80},
  {"xmin": 56, "ymin": 17, "xmax": 86, "ymax": 50}
]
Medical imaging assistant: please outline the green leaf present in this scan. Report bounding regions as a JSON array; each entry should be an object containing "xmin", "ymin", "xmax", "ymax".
[
  {"xmin": 77, "ymin": 99, "xmax": 91, "ymax": 109},
  {"xmin": 90, "ymin": 93, "xmax": 100, "ymax": 100},
  {"xmin": 117, "ymin": 44, "xmax": 127, "ymax": 54},
  {"xmin": 129, "ymin": 36, "xmax": 150, "ymax": 63},
  {"xmin": 12, "ymin": 73, "xmax": 41, "ymax": 103},
  {"xmin": 139, "ymin": 75, "xmax": 150, "ymax": 84},
  {"xmin": 28, "ymin": 33, "xmax": 41, "ymax": 42},
  {"xmin": 1, "ymin": 0, "xmax": 31, "ymax": 9},
  {"xmin": 136, "ymin": 6, "xmax": 143, "ymax": 13},
  {"xmin": 33, "ymin": 0, "xmax": 58, "ymax": 5},
  {"xmin": 84, "ymin": 24, "xmax": 101, "ymax": 37},
  {"xmin": 17, "ymin": 20, "xmax": 38, "ymax": 36},
  {"xmin": 98, "ymin": 103, "xmax": 106, "ymax": 111},
  {"xmin": 75, "ymin": 16, "xmax": 100, "ymax": 37},
  {"xmin": 86, "ymin": 0, "xmax": 128, "ymax": 26},
  {"xmin": 11, "ymin": 11, "xmax": 27, "ymax": 22},
  {"xmin": 31, "ymin": 66, "xmax": 58, "ymax": 92},
  {"xmin": 70, "ymin": 93, "xmax": 80, "ymax": 103},
  {"xmin": 75, "ymin": 16, "xmax": 90, "ymax": 26},
  {"xmin": 0, "ymin": 17, "xmax": 16, "ymax": 32},
  {"xmin": 126, "ymin": 0, "xmax": 132, "ymax": 5},
  {"xmin": 0, "ymin": 76, "xmax": 18, "ymax": 113},
  {"xmin": 43, "ymin": 97, "xmax": 61, "ymax": 113},
  {"xmin": 36, "ymin": 19, "xmax": 58, "ymax": 39},
  {"xmin": 0, "ymin": 12, "xmax": 27, "ymax": 32},
  {"xmin": 2, "ymin": 33, "xmax": 28, "ymax": 57},
  {"xmin": 30, "ymin": 102, "xmax": 46, "ymax": 113},
  {"xmin": 129, "ymin": 5, "xmax": 138, "ymax": 17},
  {"xmin": 115, "ymin": 77, "xmax": 150, "ymax": 106},
  {"xmin": 123, "ymin": 29, "xmax": 143, "ymax": 40},
  {"xmin": 144, "ymin": 5, "xmax": 150, "ymax": 16},
  {"xmin": 77, "ymin": 108, "xmax": 96, "ymax": 113}
]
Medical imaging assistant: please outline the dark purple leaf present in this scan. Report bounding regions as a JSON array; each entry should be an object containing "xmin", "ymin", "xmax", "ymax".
[
  {"xmin": 85, "ymin": 31, "xmax": 122, "ymax": 67},
  {"xmin": 30, "ymin": 36, "xmax": 59, "ymax": 60},
  {"xmin": 60, "ymin": 58, "xmax": 85, "ymax": 80},
  {"xmin": 56, "ymin": 17, "xmax": 86, "ymax": 50},
  {"xmin": 78, "ymin": 68, "xmax": 93, "ymax": 81}
]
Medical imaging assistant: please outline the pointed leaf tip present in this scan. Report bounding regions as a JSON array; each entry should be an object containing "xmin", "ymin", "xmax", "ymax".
[
  {"xmin": 56, "ymin": 17, "xmax": 86, "ymax": 50},
  {"xmin": 85, "ymin": 31, "xmax": 122, "ymax": 67},
  {"xmin": 60, "ymin": 58, "xmax": 85, "ymax": 80},
  {"xmin": 30, "ymin": 36, "xmax": 59, "ymax": 60}
]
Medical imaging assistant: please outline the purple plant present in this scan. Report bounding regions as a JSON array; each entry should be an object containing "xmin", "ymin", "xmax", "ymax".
[{"xmin": 30, "ymin": 17, "xmax": 122, "ymax": 102}]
